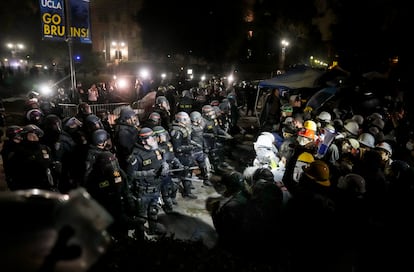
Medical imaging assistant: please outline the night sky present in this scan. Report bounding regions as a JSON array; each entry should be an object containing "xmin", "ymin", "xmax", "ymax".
[{"xmin": 0, "ymin": 0, "xmax": 410, "ymax": 70}]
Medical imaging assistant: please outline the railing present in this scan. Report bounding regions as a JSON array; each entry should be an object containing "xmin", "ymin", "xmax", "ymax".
[
  {"xmin": 57, "ymin": 102, "xmax": 146, "ymax": 125},
  {"xmin": 58, "ymin": 102, "xmax": 131, "ymax": 118}
]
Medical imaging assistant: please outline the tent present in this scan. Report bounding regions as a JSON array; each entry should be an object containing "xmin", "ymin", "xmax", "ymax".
[{"xmin": 254, "ymin": 66, "xmax": 325, "ymax": 126}]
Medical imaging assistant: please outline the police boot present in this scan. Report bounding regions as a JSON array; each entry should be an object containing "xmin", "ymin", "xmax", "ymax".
[
  {"xmin": 133, "ymin": 221, "xmax": 146, "ymax": 241},
  {"xmin": 182, "ymin": 180, "xmax": 197, "ymax": 199},
  {"xmin": 170, "ymin": 184, "xmax": 179, "ymax": 205},
  {"xmin": 201, "ymin": 166, "xmax": 213, "ymax": 186},
  {"xmin": 186, "ymin": 172, "xmax": 196, "ymax": 189},
  {"xmin": 162, "ymin": 198, "xmax": 174, "ymax": 214}
]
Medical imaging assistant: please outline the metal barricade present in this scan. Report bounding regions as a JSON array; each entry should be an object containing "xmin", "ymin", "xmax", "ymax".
[
  {"xmin": 58, "ymin": 103, "xmax": 78, "ymax": 118},
  {"xmin": 58, "ymin": 102, "xmax": 131, "ymax": 118}
]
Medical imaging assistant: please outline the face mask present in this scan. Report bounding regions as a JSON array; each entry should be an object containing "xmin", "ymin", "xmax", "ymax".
[
  {"xmin": 297, "ymin": 136, "xmax": 311, "ymax": 146},
  {"xmin": 406, "ymin": 141, "xmax": 414, "ymax": 151}
]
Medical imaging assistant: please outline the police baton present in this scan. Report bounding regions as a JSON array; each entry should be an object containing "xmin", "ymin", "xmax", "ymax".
[{"xmin": 168, "ymin": 166, "xmax": 199, "ymax": 173}]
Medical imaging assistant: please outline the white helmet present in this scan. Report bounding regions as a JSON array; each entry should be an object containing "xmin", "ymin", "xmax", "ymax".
[
  {"xmin": 317, "ymin": 111, "xmax": 332, "ymax": 123},
  {"xmin": 352, "ymin": 115, "xmax": 364, "ymax": 126},
  {"xmin": 254, "ymin": 134, "xmax": 273, "ymax": 150},
  {"xmin": 358, "ymin": 132, "xmax": 375, "ymax": 148},
  {"xmin": 376, "ymin": 142, "xmax": 392, "ymax": 155},
  {"xmin": 348, "ymin": 138, "xmax": 360, "ymax": 149},
  {"xmin": 344, "ymin": 120, "xmax": 359, "ymax": 136},
  {"xmin": 260, "ymin": 132, "xmax": 275, "ymax": 143}
]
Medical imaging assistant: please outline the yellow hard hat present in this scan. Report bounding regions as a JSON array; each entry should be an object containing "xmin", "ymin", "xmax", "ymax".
[
  {"xmin": 298, "ymin": 152, "xmax": 315, "ymax": 164},
  {"xmin": 304, "ymin": 106, "xmax": 313, "ymax": 113}
]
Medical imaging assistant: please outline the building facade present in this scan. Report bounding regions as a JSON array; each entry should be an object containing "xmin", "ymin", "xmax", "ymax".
[{"xmin": 90, "ymin": 0, "xmax": 143, "ymax": 63}]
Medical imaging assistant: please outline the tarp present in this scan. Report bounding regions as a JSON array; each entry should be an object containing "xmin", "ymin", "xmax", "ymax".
[
  {"xmin": 305, "ymin": 87, "xmax": 338, "ymax": 112},
  {"xmin": 258, "ymin": 67, "xmax": 324, "ymax": 89}
]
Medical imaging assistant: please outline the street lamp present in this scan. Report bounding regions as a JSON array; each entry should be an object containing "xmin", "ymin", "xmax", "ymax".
[
  {"xmin": 279, "ymin": 39, "xmax": 289, "ymax": 71},
  {"xmin": 6, "ymin": 43, "xmax": 24, "ymax": 58}
]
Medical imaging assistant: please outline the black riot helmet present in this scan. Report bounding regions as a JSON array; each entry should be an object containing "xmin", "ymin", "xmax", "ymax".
[
  {"xmin": 91, "ymin": 129, "xmax": 109, "ymax": 146},
  {"xmin": 138, "ymin": 127, "xmax": 158, "ymax": 150},
  {"xmin": 84, "ymin": 114, "xmax": 104, "ymax": 133},
  {"xmin": 25, "ymin": 109, "xmax": 44, "ymax": 125},
  {"xmin": 119, "ymin": 107, "xmax": 136, "ymax": 121},
  {"xmin": 43, "ymin": 114, "xmax": 63, "ymax": 134},
  {"xmin": 6, "ymin": 125, "xmax": 23, "ymax": 140},
  {"xmin": 138, "ymin": 127, "xmax": 154, "ymax": 141},
  {"xmin": 153, "ymin": 125, "xmax": 170, "ymax": 142},
  {"xmin": 22, "ymin": 124, "xmax": 44, "ymax": 138},
  {"xmin": 148, "ymin": 112, "xmax": 161, "ymax": 123},
  {"xmin": 190, "ymin": 111, "xmax": 202, "ymax": 123}
]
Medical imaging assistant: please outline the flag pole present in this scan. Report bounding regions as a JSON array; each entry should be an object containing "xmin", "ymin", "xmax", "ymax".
[{"xmin": 64, "ymin": 0, "xmax": 77, "ymax": 102}]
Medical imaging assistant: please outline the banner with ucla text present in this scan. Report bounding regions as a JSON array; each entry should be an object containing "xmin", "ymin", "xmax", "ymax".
[{"xmin": 39, "ymin": 0, "xmax": 92, "ymax": 44}]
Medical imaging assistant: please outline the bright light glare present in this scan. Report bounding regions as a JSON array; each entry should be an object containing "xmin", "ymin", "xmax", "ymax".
[
  {"xmin": 117, "ymin": 78, "xmax": 129, "ymax": 90},
  {"xmin": 39, "ymin": 84, "xmax": 52, "ymax": 96},
  {"xmin": 161, "ymin": 73, "xmax": 166, "ymax": 79},
  {"xmin": 281, "ymin": 39, "xmax": 289, "ymax": 47},
  {"xmin": 9, "ymin": 61, "xmax": 20, "ymax": 68},
  {"xmin": 201, "ymin": 75, "xmax": 206, "ymax": 81},
  {"xmin": 139, "ymin": 68, "xmax": 150, "ymax": 79},
  {"xmin": 228, "ymin": 74, "xmax": 234, "ymax": 84}
]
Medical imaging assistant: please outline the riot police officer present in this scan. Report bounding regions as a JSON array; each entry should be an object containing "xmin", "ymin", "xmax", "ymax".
[
  {"xmin": 84, "ymin": 129, "xmax": 136, "ymax": 239},
  {"xmin": 177, "ymin": 90, "xmax": 194, "ymax": 114},
  {"xmin": 8, "ymin": 124, "xmax": 56, "ymax": 191},
  {"xmin": 202, "ymin": 105, "xmax": 232, "ymax": 171},
  {"xmin": 1, "ymin": 125, "xmax": 23, "ymax": 190},
  {"xmin": 190, "ymin": 111, "xmax": 212, "ymax": 186},
  {"xmin": 113, "ymin": 107, "xmax": 140, "ymax": 171},
  {"xmin": 153, "ymin": 96, "xmax": 172, "ymax": 129},
  {"xmin": 153, "ymin": 125, "xmax": 186, "ymax": 213},
  {"xmin": 126, "ymin": 127, "xmax": 168, "ymax": 236},
  {"xmin": 170, "ymin": 112, "xmax": 198, "ymax": 199},
  {"xmin": 41, "ymin": 114, "xmax": 77, "ymax": 193},
  {"xmin": 142, "ymin": 111, "xmax": 161, "ymax": 129}
]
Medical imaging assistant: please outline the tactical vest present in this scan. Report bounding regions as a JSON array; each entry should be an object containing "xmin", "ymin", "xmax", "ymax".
[
  {"xmin": 87, "ymin": 151, "xmax": 123, "ymax": 195},
  {"xmin": 191, "ymin": 124, "xmax": 204, "ymax": 149},
  {"xmin": 171, "ymin": 124, "xmax": 189, "ymax": 139},
  {"xmin": 133, "ymin": 146, "xmax": 163, "ymax": 185}
]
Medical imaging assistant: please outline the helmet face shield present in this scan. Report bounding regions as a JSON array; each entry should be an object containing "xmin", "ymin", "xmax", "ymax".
[
  {"xmin": 207, "ymin": 110, "xmax": 216, "ymax": 120},
  {"xmin": 153, "ymin": 126, "xmax": 170, "ymax": 142},
  {"xmin": 128, "ymin": 115, "xmax": 140, "ymax": 127},
  {"xmin": 158, "ymin": 133, "xmax": 168, "ymax": 143},
  {"xmin": 190, "ymin": 111, "xmax": 202, "ymax": 124},
  {"xmin": 175, "ymin": 112, "xmax": 191, "ymax": 126},
  {"xmin": 156, "ymin": 96, "xmax": 170, "ymax": 111},
  {"xmin": 145, "ymin": 135, "xmax": 158, "ymax": 150}
]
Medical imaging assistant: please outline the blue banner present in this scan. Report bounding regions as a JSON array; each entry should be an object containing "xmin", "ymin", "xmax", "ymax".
[
  {"xmin": 39, "ymin": 0, "xmax": 91, "ymax": 44},
  {"xmin": 69, "ymin": 0, "xmax": 92, "ymax": 44}
]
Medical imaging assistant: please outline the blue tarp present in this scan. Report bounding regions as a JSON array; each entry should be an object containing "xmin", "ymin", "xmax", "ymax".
[
  {"xmin": 258, "ymin": 67, "xmax": 324, "ymax": 89},
  {"xmin": 305, "ymin": 87, "xmax": 338, "ymax": 111}
]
